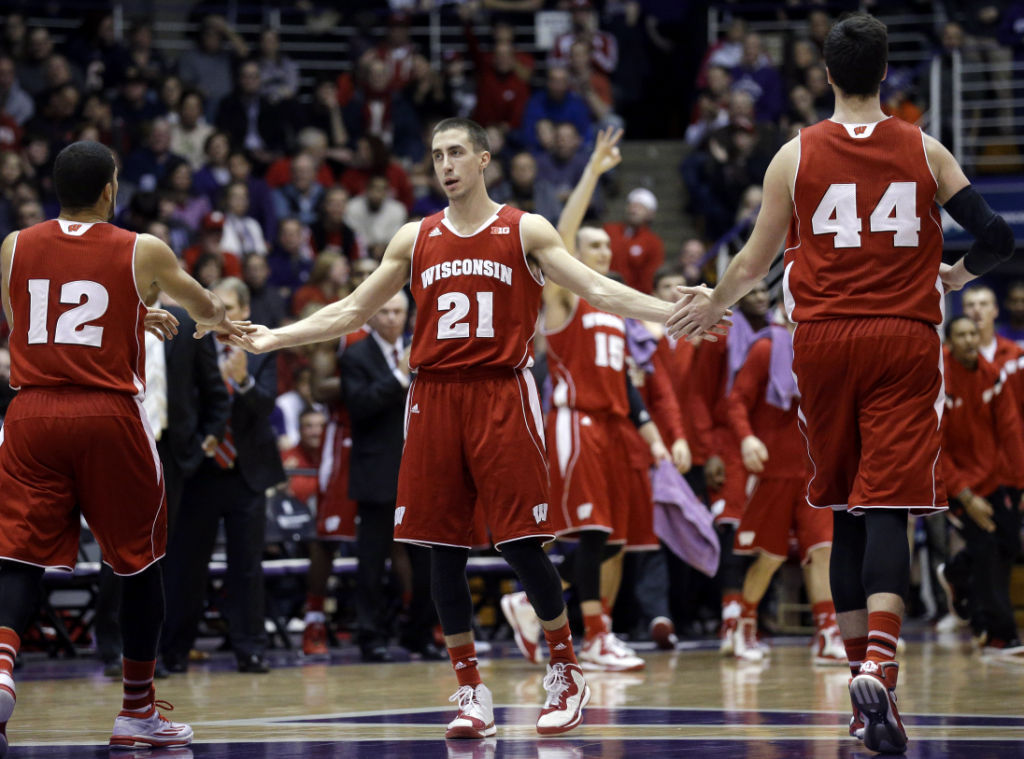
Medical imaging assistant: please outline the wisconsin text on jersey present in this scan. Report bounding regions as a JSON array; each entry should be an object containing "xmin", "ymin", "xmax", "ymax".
[
  {"xmin": 419, "ymin": 258, "xmax": 514, "ymax": 288},
  {"xmin": 581, "ymin": 311, "xmax": 625, "ymax": 332}
]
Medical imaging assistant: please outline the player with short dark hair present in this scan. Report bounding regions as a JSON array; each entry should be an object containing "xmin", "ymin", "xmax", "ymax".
[
  {"xmin": 669, "ymin": 12, "xmax": 1015, "ymax": 755},
  {"xmin": 0, "ymin": 140, "xmax": 247, "ymax": 753}
]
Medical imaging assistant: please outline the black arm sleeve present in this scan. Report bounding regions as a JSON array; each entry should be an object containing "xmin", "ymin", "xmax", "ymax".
[
  {"xmin": 625, "ymin": 373, "xmax": 652, "ymax": 429},
  {"xmin": 942, "ymin": 186, "xmax": 1016, "ymax": 275}
]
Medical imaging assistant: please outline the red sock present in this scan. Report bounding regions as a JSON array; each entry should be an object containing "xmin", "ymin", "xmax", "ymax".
[
  {"xmin": 0, "ymin": 627, "xmax": 19, "ymax": 704},
  {"xmin": 812, "ymin": 601, "xmax": 836, "ymax": 632},
  {"xmin": 866, "ymin": 611, "xmax": 901, "ymax": 665},
  {"xmin": 583, "ymin": 613, "xmax": 607, "ymax": 641},
  {"xmin": 306, "ymin": 594, "xmax": 325, "ymax": 613},
  {"xmin": 447, "ymin": 643, "xmax": 481, "ymax": 688},
  {"xmin": 543, "ymin": 623, "xmax": 578, "ymax": 665},
  {"xmin": 121, "ymin": 658, "xmax": 156, "ymax": 714},
  {"xmin": 843, "ymin": 635, "xmax": 868, "ymax": 677},
  {"xmin": 740, "ymin": 599, "xmax": 758, "ymax": 620}
]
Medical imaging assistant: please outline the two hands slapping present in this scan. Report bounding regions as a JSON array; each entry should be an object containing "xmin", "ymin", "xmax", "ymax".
[
  {"xmin": 145, "ymin": 308, "xmax": 277, "ymax": 353},
  {"xmin": 665, "ymin": 284, "xmax": 732, "ymax": 344}
]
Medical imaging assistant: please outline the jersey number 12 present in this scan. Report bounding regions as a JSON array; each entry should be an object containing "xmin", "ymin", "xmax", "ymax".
[{"xmin": 26, "ymin": 279, "xmax": 109, "ymax": 348}]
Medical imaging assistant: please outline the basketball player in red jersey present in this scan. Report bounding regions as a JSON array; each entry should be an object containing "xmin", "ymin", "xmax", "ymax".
[
  {"xmin": 502, "ymin": 128, "xmax": 668, "ymax": 673},
  {"xmin": 669, "ymin": 14, "xmax": 1015, "ymax": 755},
  {"xmin": 232, "ymin": 117, "xmax": 723, "ymax": 739},
  {"xmin": 0, "ymin": 141, "xmax": 247, "ymax": 754}
]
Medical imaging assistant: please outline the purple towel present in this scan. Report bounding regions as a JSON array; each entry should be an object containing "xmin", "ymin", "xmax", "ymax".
[
  {"xmin": 726, "ymin": 311, "xmax": 770, "ymax": 394},
  {"xmin": 625, "ymin": 318, "xmax": 658, "ymax": 372},
  {"xmin": 651, "ymin": 460, "xmax": 720, "ymax": 577},
  {"xmin": 765, "ymin": 325, "xmax": 798, "ymax": 411}
]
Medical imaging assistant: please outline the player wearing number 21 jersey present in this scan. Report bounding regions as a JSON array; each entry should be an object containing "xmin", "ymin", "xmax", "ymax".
[
  {"xmin": 231, "ymin": 118, "xmax": 707, "ymax": 740},
  {"xmin": 669, "ymin": 14, "xmax": 1016, "ymax": 755}
]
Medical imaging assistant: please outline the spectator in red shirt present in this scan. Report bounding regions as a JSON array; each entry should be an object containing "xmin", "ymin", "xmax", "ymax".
[
  {"xmin": 264, "ymin": 127, "xmax": 337, "ymax": 190},
  {"xmin": 941, "ymin": 316, "xmax": 1024, "ymax": 653},
  {"xmin": 464, "ymin": 12, "xmax": 532, "ymax": 133},
  {"xmin": 605, "ymin": 188, "xmax": 664, "ymax": 293},
  {"xmin": 551, "ymin": 0, "xmax": 618, "ymax": 75},
  {"xmin": 291, "ymin": 249, "xmax": 350, "ymax": 316},
  {"xmin": 281, "ymin": 408, "xmax": 327, "ymax": 507},
  {"xmin": 568, "ymin": 39, "xmax": 615, "ymax": 125},
  {"xmin": 359, "ymin": 12, "xmax": 417, "ymax": 93},
  {"xmin": 339, "ymin": 135, "xmax": 414, "ymax": 212}
]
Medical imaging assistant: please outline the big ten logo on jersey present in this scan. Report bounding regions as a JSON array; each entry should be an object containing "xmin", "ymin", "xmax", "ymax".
[
  {"xmin": 421, "ymin": 258, "xmax": 513, "ymax": 341},
  {"xmin": 582, "ymin": 310, "xmax": 626, "ymax": 370},
  {"xmin": 811, "ymin": 182, "xmax": 921, "ymax": 249},
  {"xmin": 25, "ymin": 278, "xmax": 109, "ymax": 348}
]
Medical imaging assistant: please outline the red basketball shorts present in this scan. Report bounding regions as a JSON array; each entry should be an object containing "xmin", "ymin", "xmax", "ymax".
[
  {"xmin": 394, "ymin": 368, "xmax": 552, "ymax": 549},
  {"xmin": 709, "ymin": 426, "xmax": 748, "ymax": 526},
  {"xmin": 793, "ymin": 317, "xmax": 948, "ymax": 515},
  {"xmin": 0, "ymin": 387, "xmax": 166, "ymax": 575},
  {"xmin": 733, "ymin": 476, "xmax": 832, "ymax": 563},
  {"xmin": 547, "ymin": 409, "xmax": 636, "ymax": 542},
  {"xmin": 315, "ymin": 418, "xmax": 357, "ymax": 540}
]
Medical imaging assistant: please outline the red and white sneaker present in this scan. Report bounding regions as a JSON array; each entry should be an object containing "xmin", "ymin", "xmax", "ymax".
[
  {"xmin": 302, "ymin": 621, "xmax": 329, "ymax": 657},
  {"xmin": 499, "ymin": 591, "xmax": 543, "ymax": 664},
  {"xmin": 848, "ymin": 687, "xmax": 865, "ymax": 741},
  {"xmin": 0, "ymin": 669, "xmax": 14, "ymax": 759},
  {"xmin": 719, "ymin": 601, "xmax": 741, "ymax": 656},
  {"xmin": 445, "ymin": 684, "xmax": 496, "ymax": 739},
  {"xmin": 650, "ymin": 616, "xmax": 678, "ymax": 650},
  {"xmin": 109, "ymin": 701, "xmax": 193, "ymax": 749},
  {"xmin": 849, "ymin": 661, "xmax": 906, "ymax": 754},
  {"xmin": 537, "ymin": 662, "xmax": 591, "ymax": 735},
  {"xmin": 580, "ymin": 632, "xmax": 645, "ymax": 672},
  {"xmin": 733, "ymin": 617, "xmax": 767, "ymax": 662},
  {"xmin": 812, "ymin": 625, "xmax": 846, "ymax": 666}
]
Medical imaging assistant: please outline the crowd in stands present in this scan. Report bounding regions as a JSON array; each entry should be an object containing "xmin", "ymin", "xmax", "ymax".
[{"xmin": 0, "ymin": 1, "xmax": 1023, "ymax": 663}]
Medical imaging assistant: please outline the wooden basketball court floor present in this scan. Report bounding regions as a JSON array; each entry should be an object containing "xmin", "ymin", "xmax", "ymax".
[{"xmin": 5, "ymin": 634, "xmax": 1023, "ymax": 758}]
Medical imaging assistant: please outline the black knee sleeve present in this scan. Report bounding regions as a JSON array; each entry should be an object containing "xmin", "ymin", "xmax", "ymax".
[
  {"xmin": 429, "ymin": 545, "xmax": 473, "ymax": 637},
  {"xmin": 830, "ymin": 510, "xmax": 867, "ymax": 613},
  {"xmin": 501, "ymin": 537, "xmax": 566, "ymax": 622},
  {"xmin": 715, "ymin": 524, "xmax": 748, "ymax": 591},
  {"xmin": 572, "ymin": 531, "xmax": 608, "ymax": 603},
  {"xmin": 862, "ymin": 509, "xmax": 910, "ymax": 600},
  {"xmin": 120, "ymin": 561, "xmax": 165, "ymax": 661},
  {"xmin": 0, "ymin": 561, "xmax": 44, "ymax": 634}
]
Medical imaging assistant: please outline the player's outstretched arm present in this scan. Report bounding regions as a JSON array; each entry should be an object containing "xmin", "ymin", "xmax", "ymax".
[
  {"xmin": 526, "ymin": 213, "xmax": 672, "ymax": 323},
  {"xmin": 667, "ymin": 139, "xmax": 797, "ymax": 341},
  {"xmin": 556, "ymin": 125, "xmax": 622, "ymax": 257},
  {"xmin": 135, "ymin": 234, "xmax": 244, "ymax": 339},
  {"xmin": 925, "ymin": 134, "xmax": 1016, "ymax": 293},
  {"xmin": 236, "ymin": 221, "xmax": 417, "ymax": 354},
  {"xmin": 1, "ymin": 232, "xmax": 18, "ymax": 330}
]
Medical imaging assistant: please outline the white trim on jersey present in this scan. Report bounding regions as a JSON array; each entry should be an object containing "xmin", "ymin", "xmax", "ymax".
[
  {"xmin": 318, "ymin": 418, "xmax": 338, "ymax": 495},
  {"xmin": 831, "ymin": 116, "xmax": 891, "ymax": 139},
  {"xmin": 541, "ymin": 295, "xmax": 580, "ymax": 337},
  {"xmin": 782, "ymin": 134, "xmax": 802, "ymax": 322},
  {"xmin": 406, "ymin": 219, "xmax": 423, "ymax": 292},
  {"xmin": 516, "ymin": 369, "xmax": 547, "ymax": 467},
  {"xmin": 56, "ymin": 219, "xmax": 100, "ymax": 236},
  {"xmin": 919, "ymin": 128, "xmax": 938, "ymax": 186},
  {"xmin": 130, "ymin": 232, "xmax": 145, "ymax": 400},
  {"xmin": 6, "ymin": 230, "xmax": 17, "ymax": 336},
  {"xmin": 519, "ymin": 215, "xmax": 545, "ymax": 287},
  {"xmin": 441, "ymin": 205, "xmax": 505, "ymax": 238}
]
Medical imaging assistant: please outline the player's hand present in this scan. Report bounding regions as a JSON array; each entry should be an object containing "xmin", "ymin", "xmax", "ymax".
[
  {"xmin": 144, "ymin": 308, "xmax": 179, "ymax": 342},
  {"xmin": 741, "ymin": 435, "xmax": 769, "ymax": 474},
  {"xmin": 705, "ymin": 454, "xmax": 726, "ymax": 491},
  {"xmin": 588, "ymin": 125, "xmax": 623, "ymax": 175},
  {"xmin": 666, "ymin": 285, "xmax": 732, "ymax": 343},
  {"xmin": 398, "ymin": 344, "xmax": 412, "ymax": 376},
  {"xmin": 227, "ymin": 323, "xmax": 281, "ymax": 354},
  {"xmin": 650, "ymin": 439, "xmax": 671, "ymax": 464},
  {"xmin": 222, "ymin": 347, "xmax": 249, "ymax": 385},
  {"xmin": 964, "ymin": 494, "xmax": 996, "ymax": 532},
  {"xmin": 671, "ymin": 438, "xmax": 691, "ymax": 474},
  {"xmin": 939, "ymin": 261, "xmax": 973, "ymax": 294},
  {"xmin": 194, "ymin": 317, "xmax": 255, "ymax": 341},
  {"xmin": 200, "ymin": 434, "xmax": 219, "ymax": 458}
]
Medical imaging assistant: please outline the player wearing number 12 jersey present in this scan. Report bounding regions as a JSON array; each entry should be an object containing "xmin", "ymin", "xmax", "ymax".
[
  {"xmin": 0, "ymin": 141, "xmax": 245, "ymax": 754},
  {"xmin": 669, "ymin": 14, "xmax": 1016, "ymax": 756},
  {"xmin": 232, "ymin": 118, "xmax": 710, "ymax": 740}
]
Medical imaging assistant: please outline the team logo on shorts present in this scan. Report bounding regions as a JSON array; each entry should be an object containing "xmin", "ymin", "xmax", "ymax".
[
  {"xmin": 577, "ymin": 503, "xmax": 593, "ymax": 520},
  {"xmin": 532, "ymin": 503, "xmax": 548, "ymax": 524},
  {"xmin": 394, "ymin": 507, "xmax": 407, "ymax": 526},
  {"xmin": 738, "ymin": 531, "xmax": 755, "ymax": 547}
]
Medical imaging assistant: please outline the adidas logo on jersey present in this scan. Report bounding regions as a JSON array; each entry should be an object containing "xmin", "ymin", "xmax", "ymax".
[
  {"xmin": 394, "ymin": 506, "xmax": 406, "ymax": 526},
  {"xmin": 410, "ymin": 403, "xmax": 420, "ymax": 414},
  {"xmin": 532, "ymin": 503, "xmax": 548, "ymax": 524},
  {"xmin": 577, "ymin": 503, "xmax": 593, "ymax": 520},
  {"xmin": 490, "ymin": 226, "xmax": 510, "ymax": 235},
  {"xmin": 429, "ymin": 226, "xmax": 442, "ymax": 237}
]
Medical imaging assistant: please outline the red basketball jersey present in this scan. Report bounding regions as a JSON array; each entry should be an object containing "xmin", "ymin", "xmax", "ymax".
[
  {"xmin": 783, "ymin": 117, "xmax": 943, "ymax": 325},
  {"xmin": 410, "ymin": 205, "xmax": 543, "ymax": 371},
  {"xmin": 8, "ymin": 220, "xmax": 147, "ymax": 397},
  {"xmin": 545, "ymin": 298, "xmax": 629, "ymax": 417}
]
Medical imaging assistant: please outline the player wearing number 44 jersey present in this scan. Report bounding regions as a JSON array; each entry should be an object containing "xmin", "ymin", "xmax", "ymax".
[
  {"xmin": 0, "ymin": 141, "xmax": 248, "ymax": 756},
  {"xmin": 230, "ymin": 117, "xmax": 726, "ymax": 740},
  {"xmin": 670, "ymin": 13, "xmax": 1016, "ymax": 756}
]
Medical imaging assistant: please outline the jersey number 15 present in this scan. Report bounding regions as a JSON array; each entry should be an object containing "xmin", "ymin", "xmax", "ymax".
[{"xmin": 811, "ymin": 182, "xmax": 921, "ymax": 248}]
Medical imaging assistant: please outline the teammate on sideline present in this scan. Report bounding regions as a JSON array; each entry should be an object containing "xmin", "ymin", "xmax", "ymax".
[
  {"xmin": 228, "ymin": 117, "xmax": 726, "ymax": 739},
  {"xmin": 668, "ymin": 13, "xmax": 1015, "ymax": 755},
  {"xmin": 725, "ymin": 298, "xmax": 842, "ymax": 665},
  {"xmin": 0, "ymin": 140, "xmax": 248, "ymax": 754},
  {"xmin": 502, "ymin": 128, "xmax": 667, "ymax": 673}
]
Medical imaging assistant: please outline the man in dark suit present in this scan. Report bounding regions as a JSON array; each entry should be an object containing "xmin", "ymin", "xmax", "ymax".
[
  {"xmin": 95, "ymin": 303, "xmax": 230, "ymax": 677},
  {"xmin": 215, "ymin": 59, "xmax": 289, "ymax": 168},
  {"xmin": 161, "ymin": 278, "xmax": 285, "ymax": 673},
  {"xmin": 341, "ymin": 291, "xmax": 439, "ymax": 661}
]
